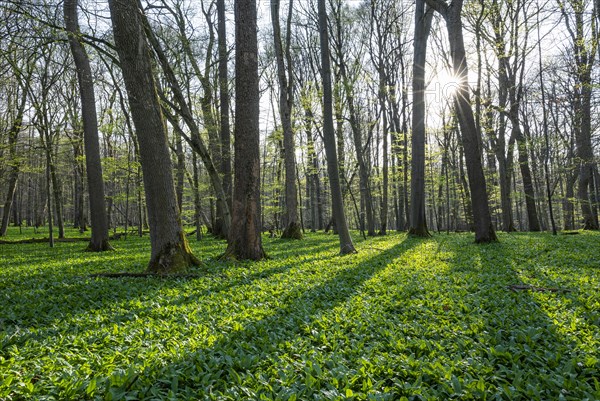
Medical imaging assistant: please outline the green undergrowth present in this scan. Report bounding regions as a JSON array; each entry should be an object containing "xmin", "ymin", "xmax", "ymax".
[{"xmin": 0, "ymin": 228, "xmax": 599, "ymax": 400}]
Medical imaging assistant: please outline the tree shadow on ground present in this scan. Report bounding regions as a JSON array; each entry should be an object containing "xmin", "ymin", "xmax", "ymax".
[
  {"xmin": 427, "ymin": 233, "xmax": 600, "ymax": 400},
  {"xmin": 106, "ymin": 235, "xmax": 420, "ymax": 399}
]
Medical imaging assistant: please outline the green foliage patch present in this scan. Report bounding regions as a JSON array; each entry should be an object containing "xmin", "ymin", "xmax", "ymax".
[{"xmin": 0, "ymin": 229, "xmax": 599, "ymax": 400}]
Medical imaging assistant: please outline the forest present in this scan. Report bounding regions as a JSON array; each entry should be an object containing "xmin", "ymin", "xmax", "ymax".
[{"xmin": 0, "ymin": 0, "xmax": 599, "ymax": 399}]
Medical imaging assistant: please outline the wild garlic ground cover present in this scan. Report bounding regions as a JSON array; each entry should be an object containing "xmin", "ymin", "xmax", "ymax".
[{"xmin": 0, "ymin": 228, "xmax": 599, "ymax": 400}]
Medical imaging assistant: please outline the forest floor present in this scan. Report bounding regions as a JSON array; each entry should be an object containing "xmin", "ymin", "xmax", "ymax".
[{"xmin": 0, "ymin": 227, "xmax": 599, "ymax": 400}]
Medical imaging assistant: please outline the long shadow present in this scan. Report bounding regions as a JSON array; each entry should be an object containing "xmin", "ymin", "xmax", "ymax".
[
  {"xmin": 106, "ymin": 235, "xmax": 421, "ymax": 398},
  {"xmin": 434, "ymin": 233, "xmax": 600, "ymax": 399},
  {"xmin": 0, "ymin": 239, "xmax": 320, "ymax": 353},
  {"xmin": 0, "ymin": 232, "xmax": 343, "ymax": 341}
]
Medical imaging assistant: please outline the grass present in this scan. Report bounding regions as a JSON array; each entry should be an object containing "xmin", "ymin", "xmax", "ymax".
[{"xmin": 0, "ymin": 227, "xmax": 599, "ymax": 400}]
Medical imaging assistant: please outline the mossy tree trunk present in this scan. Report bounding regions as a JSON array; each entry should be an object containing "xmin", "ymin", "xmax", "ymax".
[{"xmin": 108, "ymin": 0, "xmax": 199, "ymax": 273}]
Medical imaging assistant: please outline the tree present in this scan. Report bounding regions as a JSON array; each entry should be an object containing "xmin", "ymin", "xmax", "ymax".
[
  {"xmin": 217, "ymin": 0, "xmax": 232, "ymax": 229},
  {"xmin": 64, "ymin": 0, "xmax": 112, "ymax": 251},
  {"xmin": 223, "ymin": 0, "xmax": 266, "ymax": 260},
  {"xmin": 409, "ymin": 0, "xmax": 434, "ymax": 237},
  {"xmin": 139, "ymin": 3, "xmax": 232, "ymax": 239},
  {"xmin": 108, "ymin": 0, "xmax": 199, "ymax": 273},
  {"xmin": 330, "ymin": 0, "xmax": 376, "ymax": 237},
  {"xmin": 425, "ymin": 0, "xmax": 498, "ymax": 243},
  {"xmin": 271, "ymin": 0, "xmax": 302, "ymax": 239},
  {"xmin": 0, "ymin": 49, "xmax": 32, "ymax": 237},
  {"xmin": 318, "ymin": 0, "xmax": 356, "ymax": 254},
  {"xmin": 486, "ymin": 0, "xmax": 541, "ymax": 231},
  {"xmin": 559, "ymin": 0, "xmax": 599, "ymax": 230}
]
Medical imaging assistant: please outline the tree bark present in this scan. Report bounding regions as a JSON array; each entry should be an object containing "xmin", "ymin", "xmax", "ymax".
[
  {"xmin": 426, "ymin": 0, "xmax": 498, "ymax": 242},
  {"xmin": 223, "ymin": 0, "xmax": 266, "ymax": 260},
  {"xmin": 65, "ymin": 0, "xmax": 113, "ymax": 250},
  {"xmin": 560, "ymin": 0, "xmax": 599, "ymax": 229},
  {"xmin": 409, "ymin": 0, "xmax": 433, "ymax": 237},
  {"xmin": 318, "ymin": 0, "xmax": 356, "ymax": 254},
  {"xmin": 109, "ymin": 0, "xmax": 199, "ymax": 273},
  {"xmin": 272, "ymin": 0, "xmax": 301, "ymax": 239},
  {"xmin": 141, "ymin": 6, "xmax": 232, "ymax": 238},
  {"xmin": 0, "ymin": 78, "xmax": 28, "ymax": 236},
  {"xmin": 217, "ymin": 0, "xmax": 233, "ymax": 220}
]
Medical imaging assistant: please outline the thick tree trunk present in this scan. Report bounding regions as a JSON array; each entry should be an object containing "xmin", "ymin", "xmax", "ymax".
[
  {"xmin": 317, "ymin": 0, "xmax": 356, "ymax": 254},
  {"xmin": 223, "ymin": 0, "xmax": 266, "ymax": 260},
  {"xmin": 409, "ymin": 0, "xmax": 433, "ymax": 237},
  {"xmin": 65, "ymin": 0, "xmax": 112, "ymax": 250},
  {"xmin": 109, "ymin": 0, "xmax": 199, "ymax": 273}
]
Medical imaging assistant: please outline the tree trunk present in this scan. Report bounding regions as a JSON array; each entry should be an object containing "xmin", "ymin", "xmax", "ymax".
[
  {"xmin": 223, "ymin": 0, "xmax": 266, "ymax": 260},
  {"xmin": 333, "ymin": 25, "xmax": 376, "ymax": 236},
  {"xmin": 272, "ymin": 0, "xmax": 301, "ymax": 239},
  {"xmin": 192, "ymin": 152, "xmax": 202, "ymax": 241},
  {"xmin": 317, "ymin": 0, "xmax": 356, "ymax": 254},
  {"xmin": 217, "ymin": 0, "xmax": 233, "ymax": 218},
  {"xmin": 175, "ymin": 133, "xmax": 185, "ymax": 213},
  {"xmin": 513, "ymin": 123, "xmax": 541, "ymax": 231},
  {"xmin": 0, "ymin": 80, "xmax": 28, "ymax": 236},
  {"xmin": 409, "ymin": 0, "xmax": 433, "ymax": 237},
  {"xmin": 65, "ymin": 0, "xmax": 112, "ymax": 250},
  {"xmin": 109, "ymin": 0, "xmax": 199, "ymax": 273},
  {"xmin": 427, "ymin": 0, "xmax": 497, "ymax": 242},
  {"xmin": 565, "ymin": 2, "xmax": 599, "ymax": 230},
  {"xmin": 141, "ymin": 8, "xmax": 231, "ymax": 239},
  {"xmin": 49, "ymin": 159, "xmax": 65, "ymax": 239}
]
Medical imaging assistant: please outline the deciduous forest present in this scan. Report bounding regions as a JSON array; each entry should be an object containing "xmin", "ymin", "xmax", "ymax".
[{"xmin": 0, "ymin": 0, "xmax": 598, "ymax": 399}]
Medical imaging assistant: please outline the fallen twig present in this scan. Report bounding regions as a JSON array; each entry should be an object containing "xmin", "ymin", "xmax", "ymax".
[
  {"xmin": 89, "ymin": 272, "xmax": 204, "ymax": 279},
  {"xmin": 508, "ymin": 284, "xmax": 572, "ymax": 293},
  {"xmin": 0, "ymin": 233, "xmax": 124, "ymax": 245}
]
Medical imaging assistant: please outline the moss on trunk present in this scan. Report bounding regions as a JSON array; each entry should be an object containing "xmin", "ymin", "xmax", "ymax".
[
  {"xmin": 281, "ymin": 221, "xmax": 303, "ymax": 240},
  {"xmin": 146, "ymin": 234, "xmax": 200, "ymax": 274}
]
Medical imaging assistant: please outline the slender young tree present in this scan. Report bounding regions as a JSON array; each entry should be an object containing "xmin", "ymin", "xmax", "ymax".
[
  {"xmin": 217, "ymin": 0, "xmax": 232, "ymax": 219},
  {"xmin": 271, "ymin": 0, "xmax": 301, "ymax": 239},
  {"xmin": 223, "ymin": 0, "xmax": 266, "ymax": 260},
  {"xmin": 317, "ymin": 0, "xmax": 356, "ymax": 254},
  {"xmin": 108, "ymin": 0, "xmax": 199, "ymax": 273},
  {"xmin": 0, "ymin": 53, "xmax": 31, "ymax": 237},
  {"xmin": 64, "ymin": 0, "xmax": 112, "ymax": 251}
]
